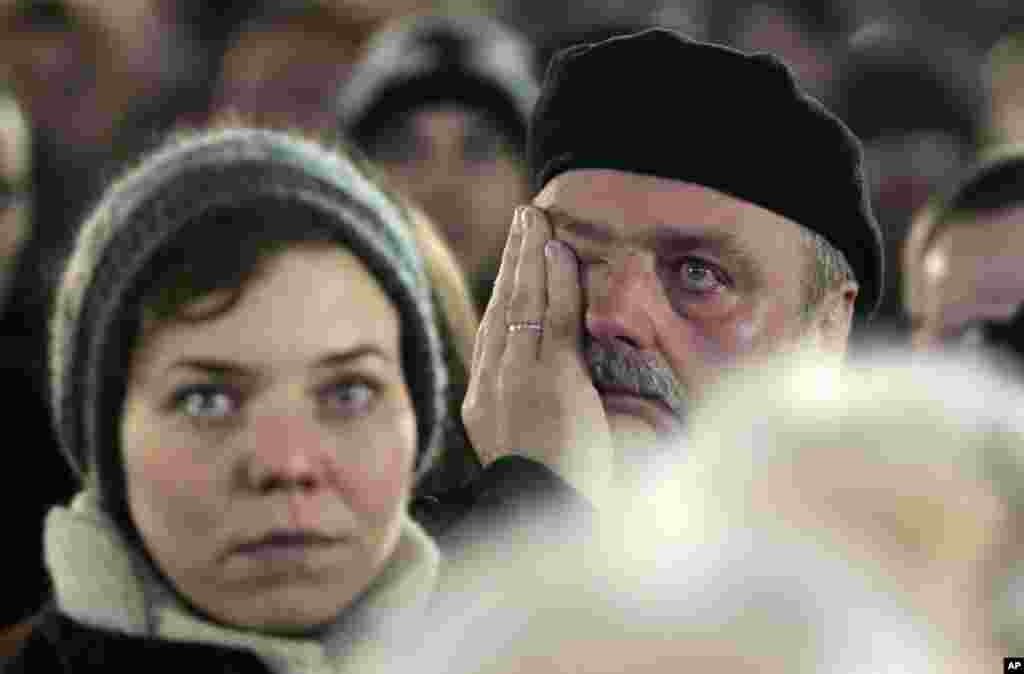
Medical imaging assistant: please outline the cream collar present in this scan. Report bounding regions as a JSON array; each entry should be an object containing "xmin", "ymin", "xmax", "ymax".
[{"xmin": 44, "ymin": 490, "xmax": 440, "ymax": 674}]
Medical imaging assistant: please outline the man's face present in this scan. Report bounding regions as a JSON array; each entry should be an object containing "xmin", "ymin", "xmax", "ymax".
[
  {"xmin": 534, "ymin": 169, "xmax": 832, "ymax": 462},
  {"xmin": 909, "ymin": 206, "xmax": 1024, "ymax": 349}
]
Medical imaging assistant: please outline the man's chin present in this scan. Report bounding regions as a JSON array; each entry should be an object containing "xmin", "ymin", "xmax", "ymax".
[
  {"xmin": 599, "ymin": 393, "xmax": 684, "ymax": 438},
  {"xmin": 607, "ymin": 411, "xmax": 660, "ymax": 449},
  {"xmin": 606, "ymin": 411, "xmax": 685, "ymax": 486}
]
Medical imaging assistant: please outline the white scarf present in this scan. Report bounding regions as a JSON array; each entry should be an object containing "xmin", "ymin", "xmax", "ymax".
[{"xmin": 44, "ymin": 490, "xmax": 440, "ymax": 674}]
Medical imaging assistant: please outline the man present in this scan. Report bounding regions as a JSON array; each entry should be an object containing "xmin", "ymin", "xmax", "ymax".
[
  {"xmin": 904, "ymin": 145, "xmax": 1024, "ymax": 359},
  {"xmin": 458, "ymin": 28, "xmax": 883, "ymax": 509}
]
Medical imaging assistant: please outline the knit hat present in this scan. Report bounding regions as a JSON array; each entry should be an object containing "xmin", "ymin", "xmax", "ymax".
[
  {"xmin": 337, "ymin": 13, "xmax": 539, "ymax": 152},
  {"xmin": 529, "ymin": 28, "xmax": 884, "ymax": 320},
  {"xmin": 50, "ymin": 127, "xmax": 446, "ymax": 520}
]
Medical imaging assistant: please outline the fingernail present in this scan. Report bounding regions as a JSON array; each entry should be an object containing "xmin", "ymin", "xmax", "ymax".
[
  {"xmin": 520, "ymin": 206, "xmax": 535, "ymax": 231},
  {"xmin": 512, "ymin": 206, "xmax": 525, "ymax": 233},
  {"xmin": 545, "ymin": 239, "xmax": 567, "ymax": 262}
]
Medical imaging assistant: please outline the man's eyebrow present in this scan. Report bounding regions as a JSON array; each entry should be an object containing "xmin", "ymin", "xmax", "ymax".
[
  {"xmin": 546, "ymin": 206, "xmax": 762, "ymax": 279},
  {"xmin": 545, "ymin": 207, "xmax": 617, "ymax": 243}
]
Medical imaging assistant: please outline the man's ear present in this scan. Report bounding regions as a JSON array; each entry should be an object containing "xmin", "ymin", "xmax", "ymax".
[{"xmin": 811, "ymin": 281, "xmax": 858, "ymax": 355}]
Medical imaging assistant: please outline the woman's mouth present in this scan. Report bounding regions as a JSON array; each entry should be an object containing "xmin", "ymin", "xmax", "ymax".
[{"xmin": 232, "ymin": 531, "xmax": 346, "ymax": 565}]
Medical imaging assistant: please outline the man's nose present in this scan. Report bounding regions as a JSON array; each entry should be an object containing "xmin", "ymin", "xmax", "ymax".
[
  {"xmin": 242, "ymin": 412, "xmax": 332, "ymax": 494},
  {"xmin": 583, "ymin": 253, "xmax": 659, "ymax": 351}
]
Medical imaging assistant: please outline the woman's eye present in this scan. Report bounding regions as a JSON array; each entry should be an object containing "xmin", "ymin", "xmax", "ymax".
[
  {"xmin": 322, "ymin": 380, "xmax": 378, "ymax": 416},
  {"xmin": 677, "ymin": 259, "xmax": 727, "ymax": 294},
  {"xmin": 174, "ymin": 386, "xmax": 236, "ymax": 420}
]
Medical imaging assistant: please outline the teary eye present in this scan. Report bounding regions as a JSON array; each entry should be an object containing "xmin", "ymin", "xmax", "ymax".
[{"xmin": 677, "ymin": 258, "xmax": 727, "ymax": 294}]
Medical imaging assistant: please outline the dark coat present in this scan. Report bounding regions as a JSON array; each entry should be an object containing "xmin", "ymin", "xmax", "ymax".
[
  {"xmin": 2, "ymin": 457, "xmax": 590, "ymax": 671},
  {"xmin": 3, "ymin": 606, "xmax": 272, "ymax": 673}
]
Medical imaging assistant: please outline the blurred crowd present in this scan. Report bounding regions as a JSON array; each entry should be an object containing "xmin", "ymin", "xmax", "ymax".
[{"xmin": 2, "ymin": 0, "xmax": 1024, "ymax": 671}]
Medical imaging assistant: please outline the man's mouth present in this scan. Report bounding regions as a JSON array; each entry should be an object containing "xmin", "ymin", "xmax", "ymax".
[{"xmin": 596, "ymin": 387, "xmax": 684, "ymax": 437}]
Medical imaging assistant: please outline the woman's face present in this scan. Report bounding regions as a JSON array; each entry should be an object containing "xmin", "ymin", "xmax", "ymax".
[{"xmin": 120, "ymin": 244, "xmax": 417, "ymax": 632}]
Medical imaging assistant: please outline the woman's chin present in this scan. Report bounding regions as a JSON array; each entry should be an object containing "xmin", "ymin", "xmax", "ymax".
[{"xmin": 203, "ymin": 585, "xmax": 359, "ymax": 636}]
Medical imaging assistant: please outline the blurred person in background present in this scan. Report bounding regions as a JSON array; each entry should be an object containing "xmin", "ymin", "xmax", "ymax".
[
  {"xmin": 456, "ymin": 28, "xmax": 882, "ymax": 515},
  {"xmin": 703, "ymin": 0, "xmax": 853, "ymax": 101},
  {"xmin": 408, "ymin": 492, "xmax": 942, "ymax": 674},
  {"xmin": 211, "ymin": 1, "xmax": 369, "ymax": 133},
  {"xmin": 903, "ymin": 144, "xmax": 1024, "ymax": 362},
  {"xmin": 3, "ymin": 126, "xmax": 449, "ymax": 670},
  {"xmin": 677, "ymin": 351, "xmax": 1024, "ymax": 668},
  {"xmin": 0, "ymin": 0, "xmax": 207, "ymax": 335},
  {"xmin": 211, "ymin": 0, "xmax": 462, "ymax": 134},
  {"xmin": 829, "ymin": 24, "xmax": 982, "ymax": 335},
  {"xmin": 0, "ymin": 84, "xmax": 29, "ymax": 306},
  {"xmin": 982, "ymin": 28, "xmax": 1024, "ymax": 146},
  {"xmin": 0, "ymin": 0, "xmax": 195, "ymax": 155},
  {"xmin": 337, "ymin": 13, "xmax": 538, "ymax": 312},
  {"xmin": 0, "ymin": 84, "xmax": 75, "ymax": 633}
]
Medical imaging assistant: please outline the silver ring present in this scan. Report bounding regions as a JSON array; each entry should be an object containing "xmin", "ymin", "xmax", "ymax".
[{"xmin": 507, "ymin": 320, "xmax": 543, "ymax": 334}]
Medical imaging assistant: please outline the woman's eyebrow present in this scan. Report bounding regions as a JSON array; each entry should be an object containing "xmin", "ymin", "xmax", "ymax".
[
  {"xmin": 313, "ymin": 345, "xmax": 395, "ymax": 369},
  {"xmin": 166, "ymin": 346, "xmax": 395, "ymax": 376},
  {"xmin": 166, "ymin": 358, "xmax": 255, "ymax": 378}
]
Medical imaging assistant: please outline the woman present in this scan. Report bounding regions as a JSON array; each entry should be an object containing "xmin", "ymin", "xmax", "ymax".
[{"xmin": 4, "ymin": 126, "xmax": 448, "ymax": 671}]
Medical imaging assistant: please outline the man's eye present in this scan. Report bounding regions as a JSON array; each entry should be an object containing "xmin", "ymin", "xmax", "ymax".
[
  {"xmin": 677, "ymin": 259, "xmax": 727, "ymax": 293},
  {"xmin": 321, "ymin": 380, "xmax": 378, "ymax": 417},
  {"xmin": 173, "ymin": 385, "xmax": 236, "ymax": 420}
]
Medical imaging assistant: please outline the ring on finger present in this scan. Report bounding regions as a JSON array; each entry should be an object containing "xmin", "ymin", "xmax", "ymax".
[{"xmin": 507, "ymin": 320, "xmax": 543, "ymax": 334}]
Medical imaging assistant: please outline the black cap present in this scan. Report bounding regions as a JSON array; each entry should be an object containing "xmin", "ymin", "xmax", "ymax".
[{"xmin": 528, "ymin": 28, "xmax": 884, "ymax": 319}]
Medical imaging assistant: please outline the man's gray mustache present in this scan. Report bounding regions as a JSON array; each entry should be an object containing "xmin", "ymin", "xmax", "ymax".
[{"xmin": 584, "ymin": 339, "xmax": 689, "ymax": 422}]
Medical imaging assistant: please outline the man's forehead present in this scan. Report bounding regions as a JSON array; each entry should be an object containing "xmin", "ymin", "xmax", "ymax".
[{"xmin": 533, "ymin": 168, "xmax": 805, "ymax": 247}]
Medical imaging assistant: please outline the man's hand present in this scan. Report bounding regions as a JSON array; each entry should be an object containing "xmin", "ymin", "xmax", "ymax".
[{"xmin": 462, "ymin": 205, "xmax": 614, "ymax": 505}]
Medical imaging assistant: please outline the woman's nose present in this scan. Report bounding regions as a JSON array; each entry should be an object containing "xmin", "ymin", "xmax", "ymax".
[{"xmin": 242, "ymin": 412, "xmax": 332, "ymax": 494}]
